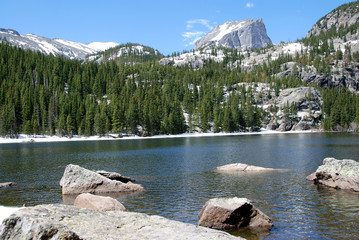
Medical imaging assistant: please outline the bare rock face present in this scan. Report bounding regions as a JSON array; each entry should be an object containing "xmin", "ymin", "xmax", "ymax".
[
  {"xmin": 198, "ymin": 198, "xmax": 273, "ymax": 232},
  {"xmin": 73, "ymin": 193, "xmax": 126, "ymax": 211},
  {"xmin": 194, "ymin": 18, "xmax": 272, "ymax": 50},
  {"xmin": 59, "ymin": 164, "xmax": 143, "ymax": 195},
  {"xmin": 0, "ymin": 182, "xmax": 16, "ymax": 188},
  {"xmin": 307, "ymin": 157, "xmax": 359, "ymax": 191},
  {"xmin": 0, "ymin": 204, "xmax": 243, "ymax": 240},
  {"xmin": 216, "ymin": 163, "xmax": 286, "ymax": 173}
]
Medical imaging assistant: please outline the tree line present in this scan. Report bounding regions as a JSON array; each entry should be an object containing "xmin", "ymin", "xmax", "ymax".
[{"xmin": 0, "ymin": 40, "xmax": 358, "ymax": 138}]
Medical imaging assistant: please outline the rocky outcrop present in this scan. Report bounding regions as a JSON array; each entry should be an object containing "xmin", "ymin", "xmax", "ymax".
[
  {"xmin": 307, "ymin": 157, "xmax": 359, "ymax": 191},
  {"xmin": 59, "ymin": 164, "xmax": 143, "ymax": 195},
  {"xmin": 215, "ymin": 163, "xmax": 286, "ymax": 173},
  {"xmin": 276, "ymin": 67, "xmax": 359, "ymax": 92},
  {"xmin": 270, "ymin": 87, "xmax": 322, "ymax": 131},
  {"xmin": 0, "ymin": 204, "xmax": 243, "ymax": 240},
  {"xmin": 194, "ymin": 19, "xmax": 272, "ymax": 50},
  {"xmin": 198, "ymin": 198, "xmax": 273, "ymax": 232},
  {"xmin": 0, "ymin": 182, "xmax": 16, "ymax": 188},
  {"xmin": 73, "ymin": 193, "xmax": 127, "ymax": 211},
  {"xmin": 306, "ymin": 1, "xmax": 359, "ymax": 39}
]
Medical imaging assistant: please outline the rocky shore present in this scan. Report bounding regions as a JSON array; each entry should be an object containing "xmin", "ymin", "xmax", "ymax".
[{"xmin": 0, "ymin": 204, "xmax": 244, "ymax": 240}]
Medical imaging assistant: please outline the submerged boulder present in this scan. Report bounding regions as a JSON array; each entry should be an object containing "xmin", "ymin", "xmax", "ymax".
[
  {"xmin": 59, "ymin": 164, "xmax": 143, "ymax": 195},
  {"xmin": 307, "ymin": 157, "xmax": 359, "ymax": 192},
  {"xmin": 0, "ymin": 204, "xmax": 243, "ymax": 240},
  {"xmin": 198, "ymin": 197, "xmax": 273, "ymax": 232},
  {"xmin": 73, "ymin": 193, "xmax": 126, "ymax": 211},
  {"xmin": 0, "ymin": 182, "xmax": 16, "ymax": 188},
  {"xmin": 216, "ymin": 163, "xmax": 286, "ymax": 173}
]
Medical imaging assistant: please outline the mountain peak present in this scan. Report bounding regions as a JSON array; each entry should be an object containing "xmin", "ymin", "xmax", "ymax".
[
  {"xmin": 194, "ymin": 18, "xmax": 272, "ymax": 50},
  {"xmin": 0, "ymin": 28, "xmax": 119, "ymax": 60},
  {"xmin": 0, "ymin": 28, "xmax": 20, "ymax": 36}
]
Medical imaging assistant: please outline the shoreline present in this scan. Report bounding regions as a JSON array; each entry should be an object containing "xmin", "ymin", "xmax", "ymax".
[{"xmin": 0, "ymin": 129, "xmax": 324, "ymax": 144}]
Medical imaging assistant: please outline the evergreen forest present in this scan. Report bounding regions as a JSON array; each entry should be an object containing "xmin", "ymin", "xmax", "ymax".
[{"xmin": 0, "ymin": 40, "xmax": 358, "ymax": 138}]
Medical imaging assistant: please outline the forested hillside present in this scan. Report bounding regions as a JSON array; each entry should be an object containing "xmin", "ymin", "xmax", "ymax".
[
  {"xmin": 0, "ymin": 42, "xmax": 270, "ymax": 137},
  {"xmin": 1, "ymin": 2, "xmax": 359, "ymax": 138}
]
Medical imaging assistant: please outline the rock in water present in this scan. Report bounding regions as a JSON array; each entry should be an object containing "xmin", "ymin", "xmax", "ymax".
[
  {"xmin": 73, "ymin": 193, "xmax": 126, "ymax": 211},
  {"xmin": 215, "ymin": 163, "xmax": 287, "ymax": 173},
  {"xmin": 0, "ymin": 182, "xmax": 17, "ymax": 188},
  {"xmin": 194, "ymin": 18, "xmax": 272, "ymax": 50},
  {"xmin": 307, "ymin": 157, "xmax": 359, "ymax": 191},
  {"xmin": 198, "ymin": 198, "xmax": 273, "ymax": 232},
  {"xmin": 0, "ymin": 204, "xmax": 244, "ymax": 240},
  {"xmin": 59, "ymin": 164, "xmax": 143, "ymax": 195}
]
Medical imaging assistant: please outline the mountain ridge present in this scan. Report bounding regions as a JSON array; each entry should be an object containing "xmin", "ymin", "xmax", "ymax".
[{"xmin": 0, "ymin": 28, "xmax": 119, "ymax": 60}]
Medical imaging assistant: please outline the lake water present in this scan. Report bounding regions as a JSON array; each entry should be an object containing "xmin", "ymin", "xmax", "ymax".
[{"xmin": 1, "ymin": 132, "xmax": 359, "ymax": 239}]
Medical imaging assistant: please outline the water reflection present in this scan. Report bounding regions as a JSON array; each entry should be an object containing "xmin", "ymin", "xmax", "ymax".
[{"xmin": 0, "ymin": 133, "xmax": 359, "ymax": 239}]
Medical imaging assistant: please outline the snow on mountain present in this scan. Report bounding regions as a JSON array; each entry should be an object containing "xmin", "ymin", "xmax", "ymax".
[
  {"xmin": 0, "ymin": 28, "xmax": 119, "ymax": 60},
  {"xmin": 87, "ymin": 42, "xmax": 119, "ymax": 52},
  {"xmin": 160, "ymin": 42, "xmax": 307, "ymax": 69},
  {"xmin": 86, "ymin": 43, "xmax": 162, "ymax": 63},
  {"xmin": 194, "ymin": 18, "xmax": 272, "ymax": 51}
]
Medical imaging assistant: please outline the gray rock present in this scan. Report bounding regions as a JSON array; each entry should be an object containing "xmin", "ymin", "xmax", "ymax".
[
  {"xmin": 307, "ymin": 157, "xmax": 359, "ymax": 191},
  {"xmin": 215, "ymin": 163, "xmax": 286, "ymax": 173},
  {"xmin": 0, "ymin": 204, "xmax": 243, "ymax": 240},
  {"xmin": 277, "ymin": 121, "xmax": 294, "ymax": 132},
  {"xmin": 198, "ymin": 198, "xmax": 273, "ymax": 232},
  {"xmin": 59, "ymin": 164, "xmax": 144, "ymax": 195},
  {"xmin": 194, "ymin": 19, "xmax": 272, "ymax": 50},
  {"xmin": 306, "ymin": 3, "xmax": 359, "ymax": 39},
  {"xmin": 73, "ymin": 193, "xmax": 127, "ymax": 211},
  {"xmin": 292, "ymin": 119, "xmax": 313, "ymax": 131},
  {"xmin": 276, "ymin": 87, "xmax": 321, "ymax": 111},
  {"xmin": 0, "ymin": 182, "xmax": 17, "ymax": 188}
]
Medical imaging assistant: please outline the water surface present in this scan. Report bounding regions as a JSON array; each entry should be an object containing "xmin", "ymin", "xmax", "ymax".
[{"xmin": 1, "ymin": 132, "xmax": 359, "ymax": 239}]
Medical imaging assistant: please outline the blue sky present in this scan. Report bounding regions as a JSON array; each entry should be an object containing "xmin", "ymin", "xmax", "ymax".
[{"xmin": 0, "ymin": 0, "xmax": 355, "ymax": 55}]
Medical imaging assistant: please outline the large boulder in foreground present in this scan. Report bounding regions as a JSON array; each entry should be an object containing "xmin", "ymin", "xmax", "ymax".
[
  {"xmin": 307, "ymin": 157, "xmax": 359, "ymax": 192},
  {"xmin": 198, "ymin": 198, "xmax": 273, "ymax": 232},
  {"xmin": 73, "ymin": 193, "xmax": 126, "ymax": 211},
  {"xmin": 60, "ymin": 164, "xmax": 143, "ymax": 195},
  {"xmin": 216, "ymin": 163, "xmax": 287, "ymax": 173},
  {"xmin": 0, "ymin": 204, "xmax": 243, "ymax": 240}
]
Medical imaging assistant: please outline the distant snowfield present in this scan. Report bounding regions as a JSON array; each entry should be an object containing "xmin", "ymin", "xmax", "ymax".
[
  {"xmin": 0, "ymin": 206, "xmax": 22, "ymax": 223},
  {"xmin": 0, "ymin": 129, "xmax": 320, "ymax": 144}
]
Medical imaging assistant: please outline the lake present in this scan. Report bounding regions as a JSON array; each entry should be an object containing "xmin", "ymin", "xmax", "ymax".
[{"xmin": 1, "ymin": 132, "xmax": 359, "ymax": 239}]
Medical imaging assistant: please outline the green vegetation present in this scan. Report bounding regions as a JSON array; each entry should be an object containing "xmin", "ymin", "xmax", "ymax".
[
  {"xmin": 2, "ymin": 0, "xmax": 359, "ymax": 139},
  {"xmin": 87, "ymin": 43, "xmax": 162, "ymax": 63},
  {"xmin": 0, "ymin": 42, "xmax": 281, "ymax": 137}
]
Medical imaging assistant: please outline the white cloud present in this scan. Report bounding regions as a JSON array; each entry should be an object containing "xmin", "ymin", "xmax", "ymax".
[
  {"xmin": 246, "ymin": 2, "xmax": 254, "ymax": 8},
  {"xmin": 186, "ymin": 19, "xmax": 214, "ymax": 31},
  {"xmin": 182, "ymin": 19, "xmax": 214, "ymax": 47},
  {"xmin": 182, "ymin": 31, "xmax": 206, "ymax": 46}
]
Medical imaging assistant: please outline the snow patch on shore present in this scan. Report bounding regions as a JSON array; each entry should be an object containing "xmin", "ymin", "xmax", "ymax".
[{"xmin": 0, "ymin": 129, "xmax": 320, "ymax": 144}]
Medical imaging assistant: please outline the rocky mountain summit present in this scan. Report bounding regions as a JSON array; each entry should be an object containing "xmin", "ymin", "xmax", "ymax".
[
  {"xmin": 0, "ymin": 28, "xmax": 118, "ymax": 59},
  {"xmin": 194, "ymin": 18, "xmax": 272, "ymax": 50}
]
